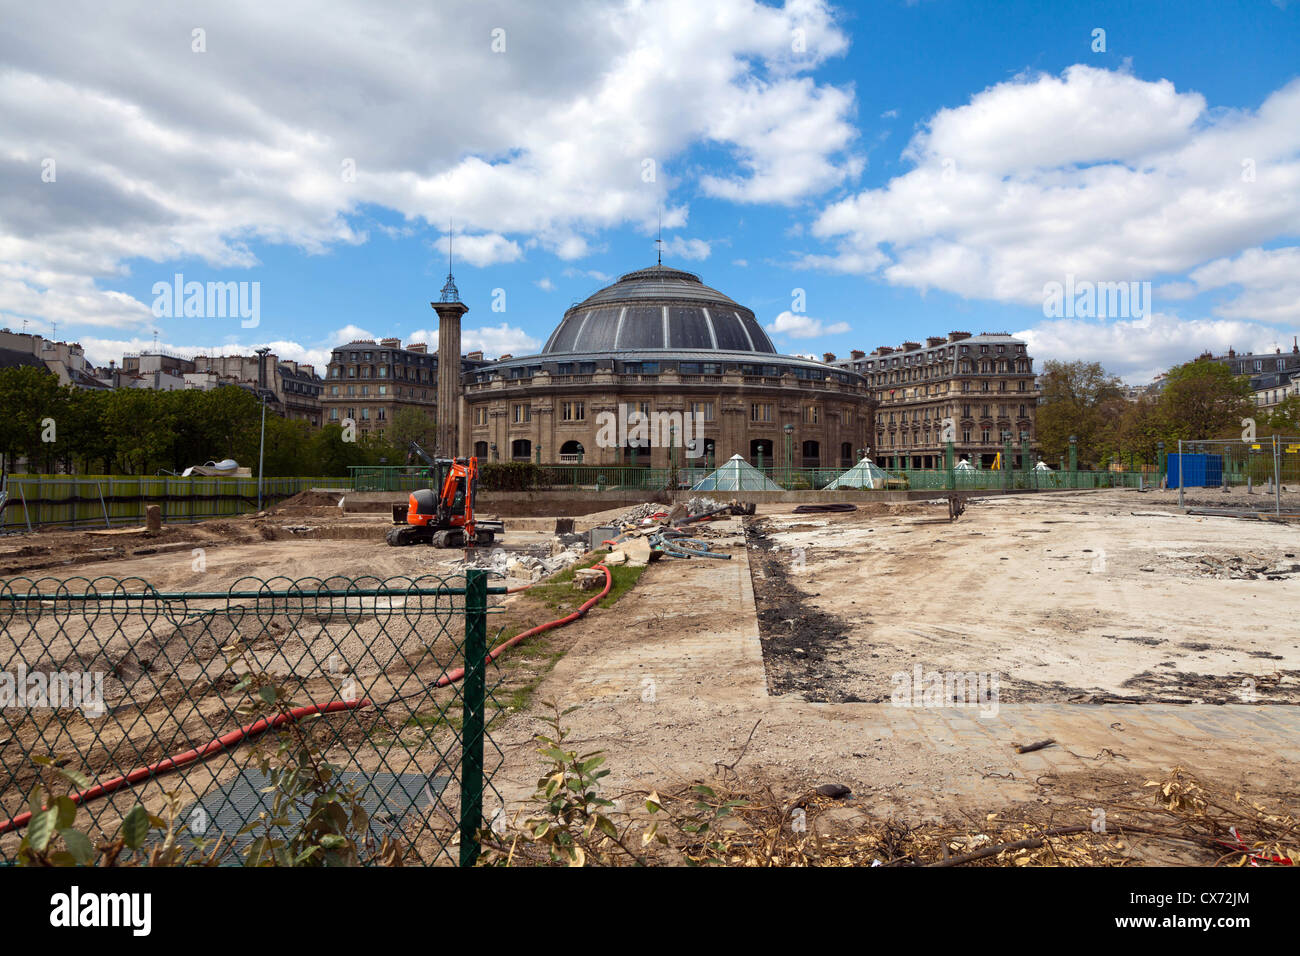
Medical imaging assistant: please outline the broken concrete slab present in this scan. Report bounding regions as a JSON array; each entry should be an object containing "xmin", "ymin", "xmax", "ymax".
[{"xmin": 622, "ymin": 537, "xmax": 652, "ymax": 567}]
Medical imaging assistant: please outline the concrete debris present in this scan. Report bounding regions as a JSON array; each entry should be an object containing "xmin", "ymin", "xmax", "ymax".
[
  {"xmin": 1186, "ymin": 554, "xmax": 1300, "ymax": 580},
  {"xmin": 573, "ymin": 568, "xmax": 605, "ymax": 590},
  {"xmin": 619, "ymin": 537, "xmax": 652, "ymax": 567},
  {"xmin": 449, "ymin": 545, "xmax": 585, "ymax": 581}
]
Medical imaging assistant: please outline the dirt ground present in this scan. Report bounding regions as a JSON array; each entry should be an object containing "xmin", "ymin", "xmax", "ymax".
[
  {"xmin": 3, "ymin": 488, "xmax": 1298, "ymax": 864},
  {"xmin": 751, "ymin": 492, "xmax": 1300, "ymax": 705}
]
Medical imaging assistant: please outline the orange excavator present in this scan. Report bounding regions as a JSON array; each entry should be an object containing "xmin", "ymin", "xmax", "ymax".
[{"xmin": 385, "ymin": 441, "xmax": 503, "ymax": 547}]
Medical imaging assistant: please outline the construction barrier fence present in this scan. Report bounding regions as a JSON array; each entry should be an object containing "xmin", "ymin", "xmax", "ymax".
[
  {"xmin": 0, "ymin": 475, "xmax": 353, "ymax": 531},
  {"xmin": 0, "ymin": 572, "xmax": 505, "ymax": 866},
  {"xmin": 1176, "ymin": 436, "xmax": 1300, "ymax": 517}
]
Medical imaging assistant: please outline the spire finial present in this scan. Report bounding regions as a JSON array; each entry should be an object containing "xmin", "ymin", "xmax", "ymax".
[
  {"xmin": 656, "ymin": 208, "xmax": 663, "ymax": 265},
  {"xmin": 439, "ymin": 218, "xmax": 461, "ymax": 303}
]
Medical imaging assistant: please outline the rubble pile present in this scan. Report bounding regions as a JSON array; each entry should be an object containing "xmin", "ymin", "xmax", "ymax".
[
  {"xmin": 448, "ymin": 543, "xmax": 586, "ymax": 582},
  {"xmin": 594, "ymin": 498, "xmax": 754, "ymax": 570},
  {"xmin": 1182, "ymin": 553, "xmax": 1300, "ymax": 580}
]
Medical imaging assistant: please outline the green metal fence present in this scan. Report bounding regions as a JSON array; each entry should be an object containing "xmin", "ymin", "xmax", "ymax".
[
  {"xmin": 349, "ymin": 462, "xmax": 1151, "ymax": 493},
  {"xmin": 0, "ymin": 475, "xmax": 354, "ymax": 531},
  {"xmin": 0, "ymin": 571, "xmax": 505, "ymax": 866},
  {"xmin": 891, "ymin": 468, "xmax": 1150, "ymax": 491}
]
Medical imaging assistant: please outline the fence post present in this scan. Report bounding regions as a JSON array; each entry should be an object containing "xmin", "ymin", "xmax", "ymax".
[
  {"xmin": 459, "ymin": 568, "xmax": 487, "ymax": 866},
  {"xmin": 1274, "ymin": 434, "xmax": 1282, "ymax": 516},
  {"xmin": 1177, "ymin": 440, "xmax": 1184, "ymax": 510}
]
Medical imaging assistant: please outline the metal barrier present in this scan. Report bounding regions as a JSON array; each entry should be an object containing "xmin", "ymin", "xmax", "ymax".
[
  {"xmin": 345, "ymin": 462, "xmax": 1158, "ymax": 493},
  {"xmin": 0, "ymin": 475, "xmax": 354, "ymax": 531},
  {"xmin": 1176, "ymin": 436, "xmax": 1300, "ymax": 517},
  {"xmin": 0, "ymin": 572, "xmax": 505, "ymax": 866}
]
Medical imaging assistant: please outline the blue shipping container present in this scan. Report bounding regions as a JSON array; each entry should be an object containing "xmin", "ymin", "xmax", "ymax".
[{"xmin": 1168, "ymin": 453, "xmax": 1223, "ymax": 487}]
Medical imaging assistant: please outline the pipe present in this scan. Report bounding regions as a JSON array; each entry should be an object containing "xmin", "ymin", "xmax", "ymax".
[
  {"xmin": 0, "ymin": 568, "xmax": 616, "ymax": 832},
  {"xmin": 434, "ymin": 564, "xmax": 612, "ymax": 687},
  {"xmin": 0, "ymin": 698, "xmax": 371, "ymax": 836}
]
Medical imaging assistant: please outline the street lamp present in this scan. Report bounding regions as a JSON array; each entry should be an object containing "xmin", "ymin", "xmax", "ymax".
[
  {"xmin": 784, "ymin": 423, "xmax": 794, "ymax": 485},
  {"xmin": 255, "ymin": 347, "xmax": 271, "ymax": 511}
]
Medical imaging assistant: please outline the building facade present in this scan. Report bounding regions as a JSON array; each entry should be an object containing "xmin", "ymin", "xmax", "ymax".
[
  {"xmin": 833, "ymin": 332, "xmax": 1040, "ymax": 469},
  {"xmin": 1203, "ymin": 342, "xmax": 1300, "ymax": 412},
  {"xmin": 190, "ymin": 352, "xmax": 325, "ymax": 426},
  {"xmin": 462, "ymin": 265, "xmax": 874, "ymax": 470},
  {"xmin": 321, "ymin": 337, "xmax": 491, "ymax": 442}
]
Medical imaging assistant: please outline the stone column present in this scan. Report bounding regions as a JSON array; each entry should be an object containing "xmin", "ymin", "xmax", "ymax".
[{"xmin": 432, "ymin": 295, "xmax": 468, "ymax": 458}]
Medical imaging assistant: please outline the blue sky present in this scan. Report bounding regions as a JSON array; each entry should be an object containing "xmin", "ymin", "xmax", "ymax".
[{"xmin": 3, "ymin": 0, "xmax": 1298, "ymax": 382}]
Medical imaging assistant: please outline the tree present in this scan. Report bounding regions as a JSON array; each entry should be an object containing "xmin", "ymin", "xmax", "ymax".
[
  {"xmin": 1154, "ymin": 358, "xmax": 1252, "ymax": 442},
  {"xmin": 309, "ymin": 423, "xmax": 370, "ymax": 476},
  {"xmin": 1035, "ymin": 360, "xmax": 1124, "ymax": 467},
  {"xmin": 0, "ymin": 365, "xmax": 66, "ymax": 474},
  {"xmin": 1264, "ymin": 395, "xmax": 1300, "ymax": 436},
  {"xmin": 387, "ymin": 407, "xmax": 435, "ymax": 453}
]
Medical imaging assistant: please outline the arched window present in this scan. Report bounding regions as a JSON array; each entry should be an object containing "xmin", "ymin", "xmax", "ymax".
[
  {"xmin": 560, "ymin": 440, "xmax": 585, "ymax": 462},
  {"xmin": 474, "ymin": 441, "xmax": 488, "ymax": 459},
  {"xmin": 750, "ymin": 438, "xmax": 774, "ymax": 468},
  {"xmin": 840, "ymin": 442, "xmax": 854, "ymax": 466},
  {"xmin": 511, "ymin": 439, "xmax": 532, "ymax": 461},
  {"xmin": 802, "ymin": 440, "xmax": 820, "ymax": 467}
]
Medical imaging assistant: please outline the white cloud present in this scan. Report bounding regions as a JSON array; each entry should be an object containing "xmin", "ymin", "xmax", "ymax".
[
  {"xmin": 535, "ymin": 277, "xmax": 555, "ymax": 291},
  {"xmin": 562, "ymin": 267, "xmax": 612, "ymax": 282},
  {"xmin": 1185, "ymin": 246, "xmax": 1300, "ymax": 322},
  {"xmin": 660, "ymin": 236, "xmax": 711, "ymax": 261},
  {"xmin": 0, "ymin": 0, "xmax": 858, "ymax": 337},
  {"xmin": 765, "ymin": 310, "xmax": 851, "ymax": 339},
  {"xmin": 329, "ymin": 324, "xmax": 378, "ymax": 346},
  {"xmin": 1018, "ymin": 311, "xmax": 1289, "ymax": 383},
  {"xmin": 434, "ymin": 233, "xmax": 522, "ymax": 268},
  {"xmin": 809, "ymin": 66, "xmax": 1300, "ymax": 311},
  {"xmin": 409, "ymin": 323, "xmax": 540, "ymax": 358}
]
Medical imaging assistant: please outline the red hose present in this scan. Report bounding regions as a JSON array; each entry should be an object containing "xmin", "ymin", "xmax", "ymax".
[
  {"xmin": 0, "ymin": 566, "xmax": 614, "ymax": 834},
  {"xmin": 0, "ymin": 698, "xmax": 370, "ymax": 835},
  {"xmin": 435, "ymin": 564, "xmax": 611, "ymax": 687}
]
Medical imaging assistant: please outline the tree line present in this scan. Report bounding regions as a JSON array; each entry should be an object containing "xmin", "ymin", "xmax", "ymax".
[
  {"xmin": 0, "ymin": 366, "xmax": 439, "ymax": 477},
  {"xmin": 4, "ymin": 355, "xmax": 1298, "ymax": 477},
  {"xmin": 1036, "ymin": 357, "xmax": 1300, "ymax": 469}
]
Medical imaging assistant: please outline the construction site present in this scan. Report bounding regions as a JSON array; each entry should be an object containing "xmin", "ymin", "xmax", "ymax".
[{"xmin": 2, "ymin": 448, "xmax": 1297, "ymax": 869}]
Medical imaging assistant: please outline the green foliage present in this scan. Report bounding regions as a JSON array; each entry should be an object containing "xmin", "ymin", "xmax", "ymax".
[
  {"xmin": 644, "ymin": 785, "xmax": 748, "ymax": 866},
  {"xmin": 0, "ymin": 366, "xmax": 403, "ymax": 476},
  {"xmin": 479, "ymin": 461, "xmax": 540, "ymax": 491},
  {"xmin": 387, "ymin": 406, "xmax": 435, "ymax": 450},
  {"xmin": 478, "ymin": 701, "xmax": 644, "ymax": 867},
  {"xmin": 1155, "ymin": 358, "xmax": 1253, "ymax": 442},
  {"xmin": 1035, "ymin": 360, "xmax": 1124, "ymax": 467},
  {"xmin": 16, "ymin": 756, "xmax": 217, "ymax": 867},
  {"xmin": 1264, "ymin": 394, "xmax": 1300, "ymax": 435},
  {"xmin": 0, "ymin": 365, "xmax": 65, "ymax": 471},
  {"xmin": 226, "ymin": 640, "xmax": 401, "ymax": 867}
]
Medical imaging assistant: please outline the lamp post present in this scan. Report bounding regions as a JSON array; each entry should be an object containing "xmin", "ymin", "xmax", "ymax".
[
  {"xmin": 784, "ymin": 423, "xmax": 794, "ymax": 486},
  {"xmin": 490, "ymin": 442, "xmax": 498, "ymax": 462},
  {"xmin": 255, "ymin": 347, "xmax": 270, "ymax": 512}
]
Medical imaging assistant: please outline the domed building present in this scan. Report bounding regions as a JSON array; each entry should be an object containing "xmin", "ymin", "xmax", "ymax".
[{"xmin": 459, "ymin": 264, "xmax": 874, "ymax": 472}]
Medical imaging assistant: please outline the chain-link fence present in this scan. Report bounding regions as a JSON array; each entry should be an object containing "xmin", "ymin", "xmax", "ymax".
[
  {"xmin": 1175, "ymin": 436, "xmax": 1300, "ymax": 517},
  {"xmin": 0, "ymin": 571, "xmax": 506, "ymax": 866}
]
